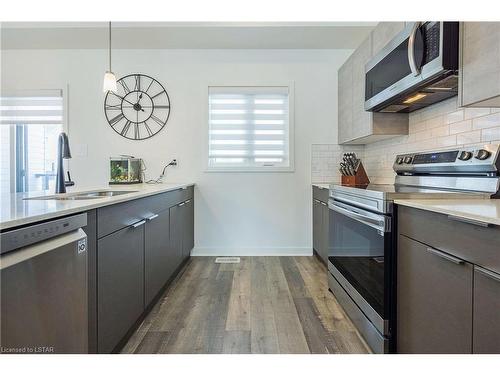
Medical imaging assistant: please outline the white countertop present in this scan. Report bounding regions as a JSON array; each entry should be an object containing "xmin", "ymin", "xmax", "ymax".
[
  {"xmin": 394, "ymin": 199, "xmax": 500, "ymax": 226},
  {"xmin": 0, "ymin": 183, "xmax": 195, "ymax": 230},
  {"xmin": 312, "ymin": 183, "xmax": 331, "ymax": 189}
]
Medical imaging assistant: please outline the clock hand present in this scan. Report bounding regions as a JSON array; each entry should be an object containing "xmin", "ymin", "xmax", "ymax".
[{"xmin": 111, "ymin": 92, "xmax": 136, "ymax": 107}]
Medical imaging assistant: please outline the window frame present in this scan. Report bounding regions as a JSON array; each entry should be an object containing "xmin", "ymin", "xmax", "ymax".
[
  {"xmin": 204, "ymin": 82, "xmax": 295, "ymax": 173},
  {"xmin": 1, "ymin": 87, "xmax": 69, "ymax": 193}
]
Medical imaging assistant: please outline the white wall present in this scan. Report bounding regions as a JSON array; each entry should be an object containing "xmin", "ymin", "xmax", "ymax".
[{"xmin": 1, "ymin": 48, "xmax": 351, "ymax": 255}]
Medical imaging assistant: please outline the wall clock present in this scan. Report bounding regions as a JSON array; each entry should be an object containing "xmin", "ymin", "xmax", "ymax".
[{"xmin": 104, "ymin": 74, "xmax": 171, "ymax": 140}]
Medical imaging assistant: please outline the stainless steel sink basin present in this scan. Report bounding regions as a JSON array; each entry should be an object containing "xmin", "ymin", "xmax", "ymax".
[{"xmin": 24, "ymin": 190, "xmax": 138, "ymax": 201}]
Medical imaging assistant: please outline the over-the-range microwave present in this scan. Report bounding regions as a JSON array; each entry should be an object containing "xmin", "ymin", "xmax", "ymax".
[{"xmin": 365, "ymin": 22, "xmax": 459, "ymax": 113}]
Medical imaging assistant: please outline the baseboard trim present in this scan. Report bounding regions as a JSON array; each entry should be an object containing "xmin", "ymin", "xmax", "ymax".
[{"xmin": 191, "ymin": 247, "xmax": 312, "ymax": 257}]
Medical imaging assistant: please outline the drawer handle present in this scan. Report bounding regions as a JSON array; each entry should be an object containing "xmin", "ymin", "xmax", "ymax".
[
  {"xmin": 185, "ymin": 199, "xmax": 191, "ymax": 204},
  {"xmin": 147, "ymin": 214, "xmax": 159, "ymax": 221},
  {"xmin": 178, "ymin": 202, "xmax": 185, "ymax": 207},
  {"xmin": 427, "ymin": 247, "xmax": 464, "ymax": 265},
  {"xmin": 131, "ymin": 220, "xmax": 146, "ymax": 228},
  {"xmin": 447, "ymin": 215, "xmax": 491, "ymax": 228},
  {"xmin": 320, "ymin": 202, "xmax": 327, "ymax": 207},
  {"xmin": 313, "ymin": 199, "xmax": 322, "ymax": 204},
  {"xmin": 476, "ymin": 266, "xmax": 500, "ymax": 283}
]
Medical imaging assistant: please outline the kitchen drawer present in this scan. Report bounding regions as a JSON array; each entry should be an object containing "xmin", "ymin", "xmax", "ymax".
[
  {"xmin": 97, "ymin": 186, "xmax": 193, "ymax": 238},
  {"xmin": 313, "ymin": 185, "xmax": 329, "ymax": 203},
  {"xmin": 398, "ymin": 206, "xmax": 500, "ymax": 274}
]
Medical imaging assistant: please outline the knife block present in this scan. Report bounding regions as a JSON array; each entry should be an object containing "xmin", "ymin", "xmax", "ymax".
[{"xmin": 341, "ymin": 162, "xmax": 370, "ymax": 187}]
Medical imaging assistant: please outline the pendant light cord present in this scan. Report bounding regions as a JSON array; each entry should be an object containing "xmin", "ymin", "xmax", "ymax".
[{"xmin": 108, "ymin": 21, "xmax": 112, "ymax": 72}]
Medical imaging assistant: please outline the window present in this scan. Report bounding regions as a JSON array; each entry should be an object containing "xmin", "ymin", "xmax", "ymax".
[
  {"xmin": 0, "ymin": 90, "xmax": 64, "ymax": 194},
  {"xmin": 207, "ymin": 86, "xmax": 293, "ymax": 171}
]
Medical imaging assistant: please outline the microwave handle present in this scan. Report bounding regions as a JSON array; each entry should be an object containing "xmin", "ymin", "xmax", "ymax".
[{"xmin": 408, "ymin": 22, "xmax": 422, "ymax": 76}]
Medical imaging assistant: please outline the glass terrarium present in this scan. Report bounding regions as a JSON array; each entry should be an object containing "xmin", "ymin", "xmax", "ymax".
[{"xmin": 109, "ymin": 156, "xmax": 143, "ymax": 184}]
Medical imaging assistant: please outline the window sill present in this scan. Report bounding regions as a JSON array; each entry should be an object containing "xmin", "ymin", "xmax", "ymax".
[{"xmin": 204, "ymin": 167, "xmax": 295, "ymax": 173}]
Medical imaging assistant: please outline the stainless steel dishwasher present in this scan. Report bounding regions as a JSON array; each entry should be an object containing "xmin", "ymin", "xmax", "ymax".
[{"xmin": 1, "ymin": 213, "xmax": 88, "ymax": 354}]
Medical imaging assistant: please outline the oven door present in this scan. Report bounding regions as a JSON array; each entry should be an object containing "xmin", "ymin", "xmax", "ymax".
[
  {"xmin": 365, "ymin": 21, "xmax": 445, "ymax": 112},
  {"xmin": 328, "ymin": 199, "xmax": 392, "ymax": 335}
]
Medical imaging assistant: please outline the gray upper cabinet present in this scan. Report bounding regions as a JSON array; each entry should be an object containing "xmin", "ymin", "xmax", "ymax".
[
  {"xmin": 371, "ymin": 22, "xmax": 405, "ymax": 56},
  {"xmin": 338, "ymin": 57, "xmax": 353, "ymax": 144},
  {"xmin": 397, "ymin": 235, "xmax": 473, "ymax": 354},
  {"xmin": 338, "ymin": 22, "xmax": 408, "ymax": 145},
  {"xmin": 473, "ymin": 266, "xmax": 500, "ymax": 353},
  {"xmin": 460, "ymin": 22, "xmax": 500, "ymax": 107}
]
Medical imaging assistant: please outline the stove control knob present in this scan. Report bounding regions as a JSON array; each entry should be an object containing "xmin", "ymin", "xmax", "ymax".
[
  {"xmin": 404, "ymin": 156, "xmax": 413, "ymax": 164},
  {"xmin": 396, "ymin": 157, "xmax": 404, "ymax": 165},
  {"xmin": 458, "ymin": 151, "xmax": 473, "ymax": 161},
  {"xmin": 475, "ymin": 149, "xmax": 491, "ymax": 160}
]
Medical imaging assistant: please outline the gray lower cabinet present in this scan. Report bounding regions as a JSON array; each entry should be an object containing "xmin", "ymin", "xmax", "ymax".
[
  {"xmin": 312, "ymin": 195, "xmax": 328, "ymax": 264},
  {"xmin": 97, "ymin": 223, "xmax": 145, "ymax": 354},
  {"xmin": 170, "ymin": 199, "xmax": 195, "ymax": 264},
  {"xmin": 473, "ymin": 266, "xmax": 500, "ymax": 353},
  {"xmin": 397, "ymin": 235, "xmax": 473, "ymax": 354},
  {"xmin": 183, "ymin": 199, "xmax": 194, "ymax": 259},
  {"xmin": 144, "ymin": 208, "xmax": 172, "ymax": 307}
]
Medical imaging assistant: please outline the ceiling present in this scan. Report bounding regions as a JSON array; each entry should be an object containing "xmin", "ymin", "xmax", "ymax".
[{"xmin": 1, "ymin": 22, "xmax": 377, "ymax": 49}]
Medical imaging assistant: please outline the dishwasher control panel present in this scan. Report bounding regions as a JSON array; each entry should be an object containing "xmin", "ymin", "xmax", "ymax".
[{"xmin": 0, "ymin": 213, "xmax": 87, "ymax": 255}]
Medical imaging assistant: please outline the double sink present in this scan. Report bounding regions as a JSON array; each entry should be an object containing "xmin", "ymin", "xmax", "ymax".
[{"xmin": 25, "ymin": 190, "xmax": 139, "ymax": 201}]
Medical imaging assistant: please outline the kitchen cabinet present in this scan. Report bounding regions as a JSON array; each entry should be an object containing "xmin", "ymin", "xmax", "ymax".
[
  {"xmin": 460, "ymin": 22, "xmax": 500, "ymax": 107},
  {"xmin": 473, "ymin": 266, "xmax": 500, "ymax": 353},
  {"xmin": 170, "ymin": 198, "xmax": 195, "ymax": 265},
  {"xmin": 312, "ymin": 186, "xmax": 329, "ymax": 264},
  {"xmin": 397, "ymin": 235, "xmax": 473, "ymax": 354},
  {"xmin": 144, "ymin": 208, "xmax": 173, "ymax": 307},
  {"xmin": 338, "ymin": 23, "xmax": 408, "ymax": 145},
  {"xmin": 371, "ymin": 22, "xmax": 405, "ymax": 56},
  {"xmin": 183, "ymin": 198, "xmax": 195, "ymax": 259},
  {"xmin": 91, "ymin": 186, "xmax": 194, "ymax": 353},
  {"xmin": 397, "ymin": 205, "xmax": 500, "ymax": 354},
  {"xmin": 97, "ymin": 222, "xmax": 145, "ymax": 354}
]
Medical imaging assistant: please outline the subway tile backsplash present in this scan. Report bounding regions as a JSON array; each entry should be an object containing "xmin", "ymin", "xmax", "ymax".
[{"xmin": 312, "ymin": 98, "xmax": 500, "ymax": 185}]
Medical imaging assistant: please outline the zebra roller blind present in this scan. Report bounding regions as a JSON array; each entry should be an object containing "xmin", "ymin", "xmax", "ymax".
[{"xmin": 208, "ymin": 86, "xmax": 291, "ymax": 170}]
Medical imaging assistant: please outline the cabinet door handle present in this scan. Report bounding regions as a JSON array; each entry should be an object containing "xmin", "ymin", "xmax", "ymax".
[
  {"xmin": 178, "ymin": 202, "xmax": 185, "ymax": 207},
  {"xmin": 320, "ymin": 201, "xmax": 327, "ymax": 207},
  {"xmin": 147, "ymin": 214, "xmax": 159, "ymax": 221},
  {"xmin": 131, "ymin": 220, "xmax": 146, "ymax": 228},
  {"xmin": 476, "ymin": 266, "xmax": 500, "ymax": 283},
  {"xmin": 447, "ymin": 215, "xmax": 491, "ymax": 228},
  {"xmin": 313, "ymin": 199, "xmax": 322, "ymax": 204},
  {"xmin": 427, "ymin": 247, "xmax": 464, "ymax": 265},
  {"xmin": 185, "ymin": 199, "xmax": 191, "ymax": 204}
]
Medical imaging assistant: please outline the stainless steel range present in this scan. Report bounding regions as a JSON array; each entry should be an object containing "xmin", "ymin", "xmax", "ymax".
[{"xmin": 327, "ymin": 144, "xmax": 500, "ymax": 354}]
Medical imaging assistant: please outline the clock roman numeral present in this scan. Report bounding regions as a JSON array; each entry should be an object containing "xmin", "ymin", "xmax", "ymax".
[
  {"xmin": 134, "ymin": 123, "xmax": 140, "ymax": 139},
  {"xmin": 134, "ymin": 75, "xmax": 141, "ymax": 91},
  {"xmin": 119, "ymin": 79, "xmax": 131, "ymax": 94},
  {"xmin": 143, "ymin": 122, "xmax": 153, "ymax": 136},
  {"xmin": 120, "ymin": 120, "xmax": 132, "ymax": 136},
  {"xmin": 150, "ymin": 114, "xmax": 165, "ymax": 126},
  {"xmin": 151, "ymin": 91, "xmax": 165, "ymax": 99},
  {"xmin": 106, "ymin": 103, "xmax": 121, "ymax": 111},
  {"xmin": 145, "ymin": 78, "xmax": 155, "ymax": 93},
  {"xmin": 109, "ymin": 113, "xmax": 124, "ymax": 126}
]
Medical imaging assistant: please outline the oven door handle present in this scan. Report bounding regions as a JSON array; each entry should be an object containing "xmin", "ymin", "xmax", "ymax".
[{"xmin": 328, "ymin": 201, "xmax": 390, "ymax": 233}]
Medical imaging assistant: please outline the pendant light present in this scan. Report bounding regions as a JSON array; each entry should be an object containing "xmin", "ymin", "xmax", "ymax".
[{"xmin": 103, "ymin": 21, "xmax": 117, "ymax": 93}]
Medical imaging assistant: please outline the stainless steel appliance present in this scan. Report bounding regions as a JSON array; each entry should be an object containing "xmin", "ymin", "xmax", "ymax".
[
  {"xmin": 365, "ymin": 22, "xmax": 459, "ymax": 113},
  {"xmin": 1, "ymin": 213, "xmax": 88, "ymax": 353},
  {"xmin": 328, "ymin": 144, "xmax": 500, "ymax": 353}
]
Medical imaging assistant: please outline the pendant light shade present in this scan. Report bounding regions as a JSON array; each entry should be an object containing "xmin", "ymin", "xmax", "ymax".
[
  {"xmin": 103, "ymin": 21, "xmax": 117, "ymax": 93},
  {"xmin": 103, "ymin": 71, "xmax": 117, "ymax": 93}
]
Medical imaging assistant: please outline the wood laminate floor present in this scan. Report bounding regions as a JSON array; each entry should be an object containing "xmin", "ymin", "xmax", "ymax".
[{"xmin": 121, "ymin": 256, "xmax": 370, "ymax": 354}]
